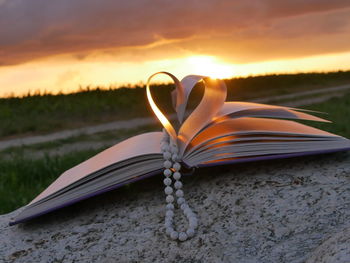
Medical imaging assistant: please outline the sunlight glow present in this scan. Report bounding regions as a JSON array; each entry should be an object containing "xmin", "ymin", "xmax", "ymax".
[
  {"xmin": 185, "ymin": 56, "xmax": 235, "ymax": 79},
  {"xmin": 1, "ymin": 51, "xmax": 350, "ymax": 97}
]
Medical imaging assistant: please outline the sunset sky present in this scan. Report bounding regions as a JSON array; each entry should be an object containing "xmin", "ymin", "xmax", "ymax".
[{"xmin": 1, "ymin": 0, "xmax": 350, "ymax": 97}]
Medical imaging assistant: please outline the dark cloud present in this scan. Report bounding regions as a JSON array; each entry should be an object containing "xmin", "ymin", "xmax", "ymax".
[{"xmin": 0, "ymin": 0, "xmax": 350, "ymax": 65}]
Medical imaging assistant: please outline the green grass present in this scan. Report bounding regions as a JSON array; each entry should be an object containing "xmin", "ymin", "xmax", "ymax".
[
  {"xmin": 302, "ymin": 92, "xmax": 350, "ymax": 138},
  {"xmin": 0, "ymin": 86, "xmax": 160, "ymax": 138},
  {"xmin": 0, "ymin": 149, "xmax": 103, "ymax": 214},
  {"xmin": 1, "ymin": 70, "xmax": 350, "ymax": 138}
]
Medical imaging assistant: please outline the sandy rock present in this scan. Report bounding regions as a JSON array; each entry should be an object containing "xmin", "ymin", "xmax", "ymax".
[
  {"xmin": 306, "ymin": 226, "xmax": 350, "ymax": 263},
  {"xmin": 1, "ymin": 152, "xmax": 350, "ymax": 263}
]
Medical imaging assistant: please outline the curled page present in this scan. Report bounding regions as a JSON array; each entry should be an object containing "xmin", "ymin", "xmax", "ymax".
[
  {"xmin": 146, "ymin": 72, "xmax": 184, "ymax": 140},
  {"xmin": 216, "ymin": 102, "xmax": 329, "ymax": 123},
  {"xmin": 177, "ymin": 77, "xmax": 227, "ymax": 155},
  {"xmin": 147, "ymin": 72, "xmax": 227, "ymax": 156}
]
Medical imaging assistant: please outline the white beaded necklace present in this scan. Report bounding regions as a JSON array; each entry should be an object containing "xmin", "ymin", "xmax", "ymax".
[{"xmin": 161, "ymin": 129, "xmax": 198, "ymax": 241}]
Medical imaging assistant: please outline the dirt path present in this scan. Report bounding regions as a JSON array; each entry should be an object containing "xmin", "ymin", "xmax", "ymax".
[
  {"xmin": 1, "ymin": 83, "xmax": 349, "ymax": 151},
  {"xmin": 251, "ymin": 83, "xmax": 350, "ymax": 104}
]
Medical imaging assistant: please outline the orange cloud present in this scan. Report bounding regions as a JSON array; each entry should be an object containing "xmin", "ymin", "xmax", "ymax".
[{"xmin": 1, "ymin": 0, "xmax": 350, "ymax": 66}]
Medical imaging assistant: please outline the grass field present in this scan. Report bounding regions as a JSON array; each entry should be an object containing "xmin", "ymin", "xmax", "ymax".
[
  {"xmin": 302, "ymin": 93, "xmax": 350, "ymax": 138},
  {"xmin": 1, "ymin": 70, "xmax": 350, "ymax": 138},
  {"xmin": 1, "ymin": 91, "xmax": 350, "ymax": 215}
]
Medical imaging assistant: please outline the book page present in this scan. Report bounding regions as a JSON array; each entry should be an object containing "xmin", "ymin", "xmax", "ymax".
[
  {"xmin": 214, "ymin": 101, "xmax": 329, "ymax": 123},
  {"xmin": 177, "ymin": 77, "xmax": 227, "ymax": 155},
  {"xmin": 29, "ymin": 132, "xmax": 163, "ymax": 205},
  {"xmin": 185, "ymin": 135, "xmax": 337, "ymax": 159},
  {"xmin": 186, "ymin": 139, "xmax": 350, "ymax": 166},
  {"xmin": 186, "ymin": 117, "xmax": 337, "ymax": 154}
]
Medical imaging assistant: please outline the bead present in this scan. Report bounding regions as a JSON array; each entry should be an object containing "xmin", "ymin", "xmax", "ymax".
[
  {"xmin": 165, "ymin": 212, "xmax": 173, "ymax": 218},
  {"xmin": 189, "ymin": 212, "xmax": 196, "ymax": 219},
  {"xmin": 166, "ymin": 227, "xmax": 172, "ymax": 235},
  {"xmin": 174, "ymin": 181, "xmax": 183, "ymax": 189},
  {"xmin": 172, "ymin": 154, "xmax": 179, "ymax": 162},
  {"xmin": 173, "ymin": 162, "xmax": 181, "ymax": 171},
  {"xmin": 178, "ymin": 232, "xmax": 188, "ymax": 241},
  {"xmin": 163, "ymin": 178, "xmax": 171, "ymax": 186},
  {"xmin": 161, "ymin": 144, "xmax": 170, "ymax": 151},
  {"xmin": 164, "ymin": 160, "xmax": 172, "ymax": 169},
  {"xmin": 186, "ymin": 228, "xmax": 195, "ymax": 237},
  {"xmin": 187, "ymin": 212, "xmax": 196, "ymax": 220},
  {"xmin": 189, "ymin": 216, "xmax": 197, "ymax": 224},
  {"xmin": 184, "ymin": 208, "xmax": 192, "ymax": 216},
  {"xmin": 175, "ymin": 189, "xmax": 184, "ymax": 197},
  {"xmin": 161, "ymin": 130, "xmax": 197, "ymax": 241},
  {"xmin": 165, "ymin": 218, "xmax": 173, "ymax": 226},
  {"xmin": 190, "ymin": 221, "xmax": 198, "ymax": 229},
  {"xmin": 165, "ymin": 221, "xmax": 172, "ymax": 228},
  {"xmin": 177, "ymin": 197, "xmax": 185, "ymax": 205},
  {"xmin": 166, "ymin": 210, "xmax": 174, "ymax": 217},
  {"xmin": 165, "ymin": 217, "xmax": 173, "ymax": 224},
  {"xmin": 187, "ymin": 213, "xmax": 195, "ymax": 220},
  {"xmin": 166, "ymin": 195, "xmax": 174, "ymax": 203},
  {"xmin": 164, "ymin": 186, "xmax": 173, "ymax": 195},
  {"xmin": 173, "ymin": 172, "xmax": 181, "ymax": 180},
  {"xmin": 170, "ymin": 231, "xmax": 178, "ymax": 240},
  {"xmin": 163, "ymin": 169, "xmax": 172, "ymax": 177},
  {"xmin": 163, "ymin": 152, "xmax": 171, "ymax": 160},
  {"xmin": 170, "ymin": 145, "xmax": 178, "ymax": 153},
  {"xmin": 187, "ymin": 213, "xmax": 195, "ymax": 219},
  {"xmin": 180, "ymin": 203, "xmax": 189, "ymax": 210},
  {"xmin": 166, "ymin": 203, "xmax": 174, "ymax": 210},
  {"xmin": 167, "ymin": 227, "xmax": 175, "ymax": 233}
]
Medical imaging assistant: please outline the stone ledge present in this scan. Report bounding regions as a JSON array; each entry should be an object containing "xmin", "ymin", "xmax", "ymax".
[{"xmin": 1, "ymin": 152, "xmax": 350, "ymax": 263}]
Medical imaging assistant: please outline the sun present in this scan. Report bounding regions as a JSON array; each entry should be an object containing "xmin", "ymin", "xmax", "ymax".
[{"xmin": 186, "ymin": 56, "xmax": 234, "ymax": 79}]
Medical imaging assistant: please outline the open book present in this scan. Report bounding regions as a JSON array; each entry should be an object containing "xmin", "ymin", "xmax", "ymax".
[{"xmin": 11, "ymin": 72, "xmax": 350, "ymax": 225}]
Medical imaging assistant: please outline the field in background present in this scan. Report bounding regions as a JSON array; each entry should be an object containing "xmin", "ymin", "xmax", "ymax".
[
  {"xmin": 1, "ymin": 70, "xmax": 350, "ymax": 138},
  {"xmin": 1, "ymin": 71, "xmax": 350, "ymax": 215}
]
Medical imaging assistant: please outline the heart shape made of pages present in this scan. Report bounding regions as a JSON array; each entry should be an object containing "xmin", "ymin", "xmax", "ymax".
[{"xmin": 146, "ymin": 72, "xmax": 227, "ymax": 157}]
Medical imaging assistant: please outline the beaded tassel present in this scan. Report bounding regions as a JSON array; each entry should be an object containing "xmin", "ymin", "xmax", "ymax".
[{"xmin": 161, "ymin": 129, "xmax": 198, "ymax": 241}]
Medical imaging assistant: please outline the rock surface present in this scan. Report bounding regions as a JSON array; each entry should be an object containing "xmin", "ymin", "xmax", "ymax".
[
  {"xmin": 1, "ymin": 152, "xmax": 350, "ymax": 263},
  {"xmin": 305, "ymin": 226, "xmax": 350, "ymax": 263}
]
